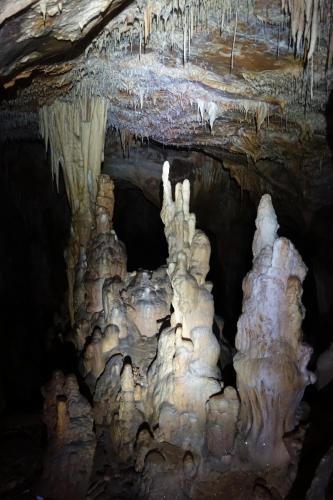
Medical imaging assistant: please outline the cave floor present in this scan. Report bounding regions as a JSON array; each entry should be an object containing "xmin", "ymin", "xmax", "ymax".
[{"xmin": 0, "ymin": 412, "xmax": 44, "ymax": 499}]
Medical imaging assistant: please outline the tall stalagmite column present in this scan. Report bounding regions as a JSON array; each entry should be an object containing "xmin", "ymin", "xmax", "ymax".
[
  {"xmin": 39, "ymin": 95, "xmax": 108, "ymax": 324},
  {"xmin": 234, "ymin": 194, "xmax": 315, "ymax": 469},
  {"xmin": 148, "ymin": 161, "xmax": 221, "ymax": 454}
]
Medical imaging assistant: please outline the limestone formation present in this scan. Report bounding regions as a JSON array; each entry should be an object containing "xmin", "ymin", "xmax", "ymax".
[
  {"xmin": 125, "ymin": 268, "xmax": 172, "ymax": 337},
  {"xmin": 102, "ymin": 323, "xmax": 120, "ymax": 353},
  {"xmin": 0, "ymin": 0, "xmax": 331, "ymax": 496},
  {"xmin": 206, "ymin": 386, "xmax": 239, "ymax": 460},
  {"xmin": 101, "ymin": 278, "xmax": 129, "ymax": 338},
  {"xmin": 39, "ymin": 374, "xmax": 96, "ymax": 500},
  {"xmin": 41, "ymin": 166, "xmax": 318, "ymax": 497},
  {"xmin": 148, "ymin": 161, "xmax": 221, "ymax": 454},
  {"xmin": 234, "ymin": 194, "xmax": 315, "ymax": 469},
  {"xmin": 93, "ymin": 353, "xmax": 123, "ymax": 425},
  {"xmin": 87, "ymin": 327, "xmax": 105, "ymax": 379},
  {"xmin": 39, "ymin": 96, "xmax": 108, "ymax": 324},
  {"xmin": 71, "ymin": 174, "xmax": 127, "ymax": 346},
  {"xmin": 112, "ymin": 359, "xmax": 144, "ymax": 461},
  {"xmin": 84, "ymin": 176, "xmax": 127, "ymax": 317}
]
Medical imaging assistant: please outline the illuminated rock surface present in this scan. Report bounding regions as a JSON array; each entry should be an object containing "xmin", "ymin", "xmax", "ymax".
[{"xmin": 234, "ymin": 194, "xmax": 315, "ymax": 469}]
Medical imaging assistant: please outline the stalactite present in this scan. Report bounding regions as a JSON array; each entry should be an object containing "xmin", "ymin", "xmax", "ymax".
[
  {"xmin": 328, "ymin": 19, "xmax": 333, "ymax": 68},
  {"xmin": 230, "ymin": 9, "xmax": 238, "ymax": 72},
  {"xmin": 39, "ymin": 95, "xmax": 108, "ymax": 324},
  {"xmin": 282, "ymin": 0, "xmax": 331, "ymax": 64},
  {"xmin": 255, "ymin": 102, "xmax": 269, "ymax": 132},
  {"xmin": 183, "ymin": 8, "xmax": 187, "ymax": 65},
  {"xmin": 40, "ymin": 0, "xmax": 47, "ymax": 22},
  {"xmin": 207, "ymin": 101, "xmax": 218, "ymax": 132}
]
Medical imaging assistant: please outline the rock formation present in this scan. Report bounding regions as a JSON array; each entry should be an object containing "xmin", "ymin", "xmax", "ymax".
[
  {"xmin": 0, "ymin": 0, "xmax": 331, "ymax": 497},
  {"xmin": 41, "ymin": 369, "xmax": 66, "ymax": 442},
  {"xmin": 39, "ymin": 373, "xmax": 96, "ymax": 500},
  {"xmin": 147, "ymin": 161, "xmax": 221, "ymax": 455},
  {"xmin": 124, "ymin": 268, "xmax": 172, "ymax": 337},
  {"xmin": 234, "ymin": 194, "xmax": 316, "ymax": 469},
  {"xmin": 39, "ymin": 97, "xmax": 108, "ymax": 324},
  {"xmin": 206, "ymin": 386, "xmax": 239, "ymax": 462},
  {"xmin": 111, "ymin": 359, "xmax": 144, "ymax": 461},
  {"xmin": 38, "ymin": 165, "xmax": 319, "ymax": 498}
]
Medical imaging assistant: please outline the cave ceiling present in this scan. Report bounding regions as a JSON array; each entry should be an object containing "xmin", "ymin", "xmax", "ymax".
[{"xmin": 0, "ymin": 0, "xmax": 332, "ymax": 218}]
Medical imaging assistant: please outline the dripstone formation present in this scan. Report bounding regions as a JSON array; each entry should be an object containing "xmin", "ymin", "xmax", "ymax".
[{"xmin": 41, "ymin": 164, "xmax": 315, "ymax": 499}]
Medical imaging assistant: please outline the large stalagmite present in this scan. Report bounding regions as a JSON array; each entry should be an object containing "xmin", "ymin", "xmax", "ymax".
[
  {"xmin": 234, "ymin": 194, "xmax": 315, "ymax": 469},
  {"xmin": 147, "ymin": 161, "xmax": 221, "ymax": 454}
]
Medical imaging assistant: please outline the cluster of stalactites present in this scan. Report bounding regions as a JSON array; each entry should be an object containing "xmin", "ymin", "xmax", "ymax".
[
  {"xmin": 39, "ymin": 95, "xmax": 108, "ymax": 227},
  {"xmin": 39, "ymin": 95, "xmax": 108, "ymax": 324},
  {"xmin": 88, "ymin": 0, "xmax": 242, "ymax": 63},
  {"xmin": 282, "ymin": 0, "xmax": 332, "ymax": 64}
]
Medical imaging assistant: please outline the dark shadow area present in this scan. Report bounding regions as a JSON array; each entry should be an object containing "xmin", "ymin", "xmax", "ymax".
[
  {"xmin": 0, "ymin": 140, "xmax": 71, "ymax": 413},
  {"xmin": 285, "ymin": 88, "xmax": 333, "ymax": 499},
  {"xmin": 113, "ymin": 178, "xmax": 168, "ymax": 272}
]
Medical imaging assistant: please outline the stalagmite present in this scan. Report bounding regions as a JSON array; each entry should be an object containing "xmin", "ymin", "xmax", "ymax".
[
  {"xmin": 48, "ymin": 154, "xmax": 320, "ymax": 497},
  {"xmin": 230, "ymin": 9, "xmax": 238, "ymax": 71},
  {"xmin": 147, "ymin": 161, "xmax": 221, "ymax": 454},
  {"xmin": 39, "ymin": 374, "xmax": 96, "ymax": 500},
  {"xmin": 112, "ymin": 359, "xmax": 144, "ymax": 461},
  {"xmin": 72, "ymin": 174, "xmax": 126, "ymax": 328},
  {"xmin": 234, "ymin": 194, "xmax": 315, "ymax": 469},
  {"xmin": 206, "ymin": 386, "xmax": 239, "ymax": 459},
  {"xmin": 2, "ymin": 0, "xmax": 332, "ymax": 498}
]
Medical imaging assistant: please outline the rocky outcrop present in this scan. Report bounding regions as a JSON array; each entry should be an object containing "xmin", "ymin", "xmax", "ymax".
[{"xmin": 234, "ymin": 194, "xmax": 316, "ymax": 469}]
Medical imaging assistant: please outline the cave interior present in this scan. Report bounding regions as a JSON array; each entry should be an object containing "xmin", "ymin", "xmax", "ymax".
[{"xmin": 0, "ymin": 0, "xmax": 333, "ymax": 499}]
